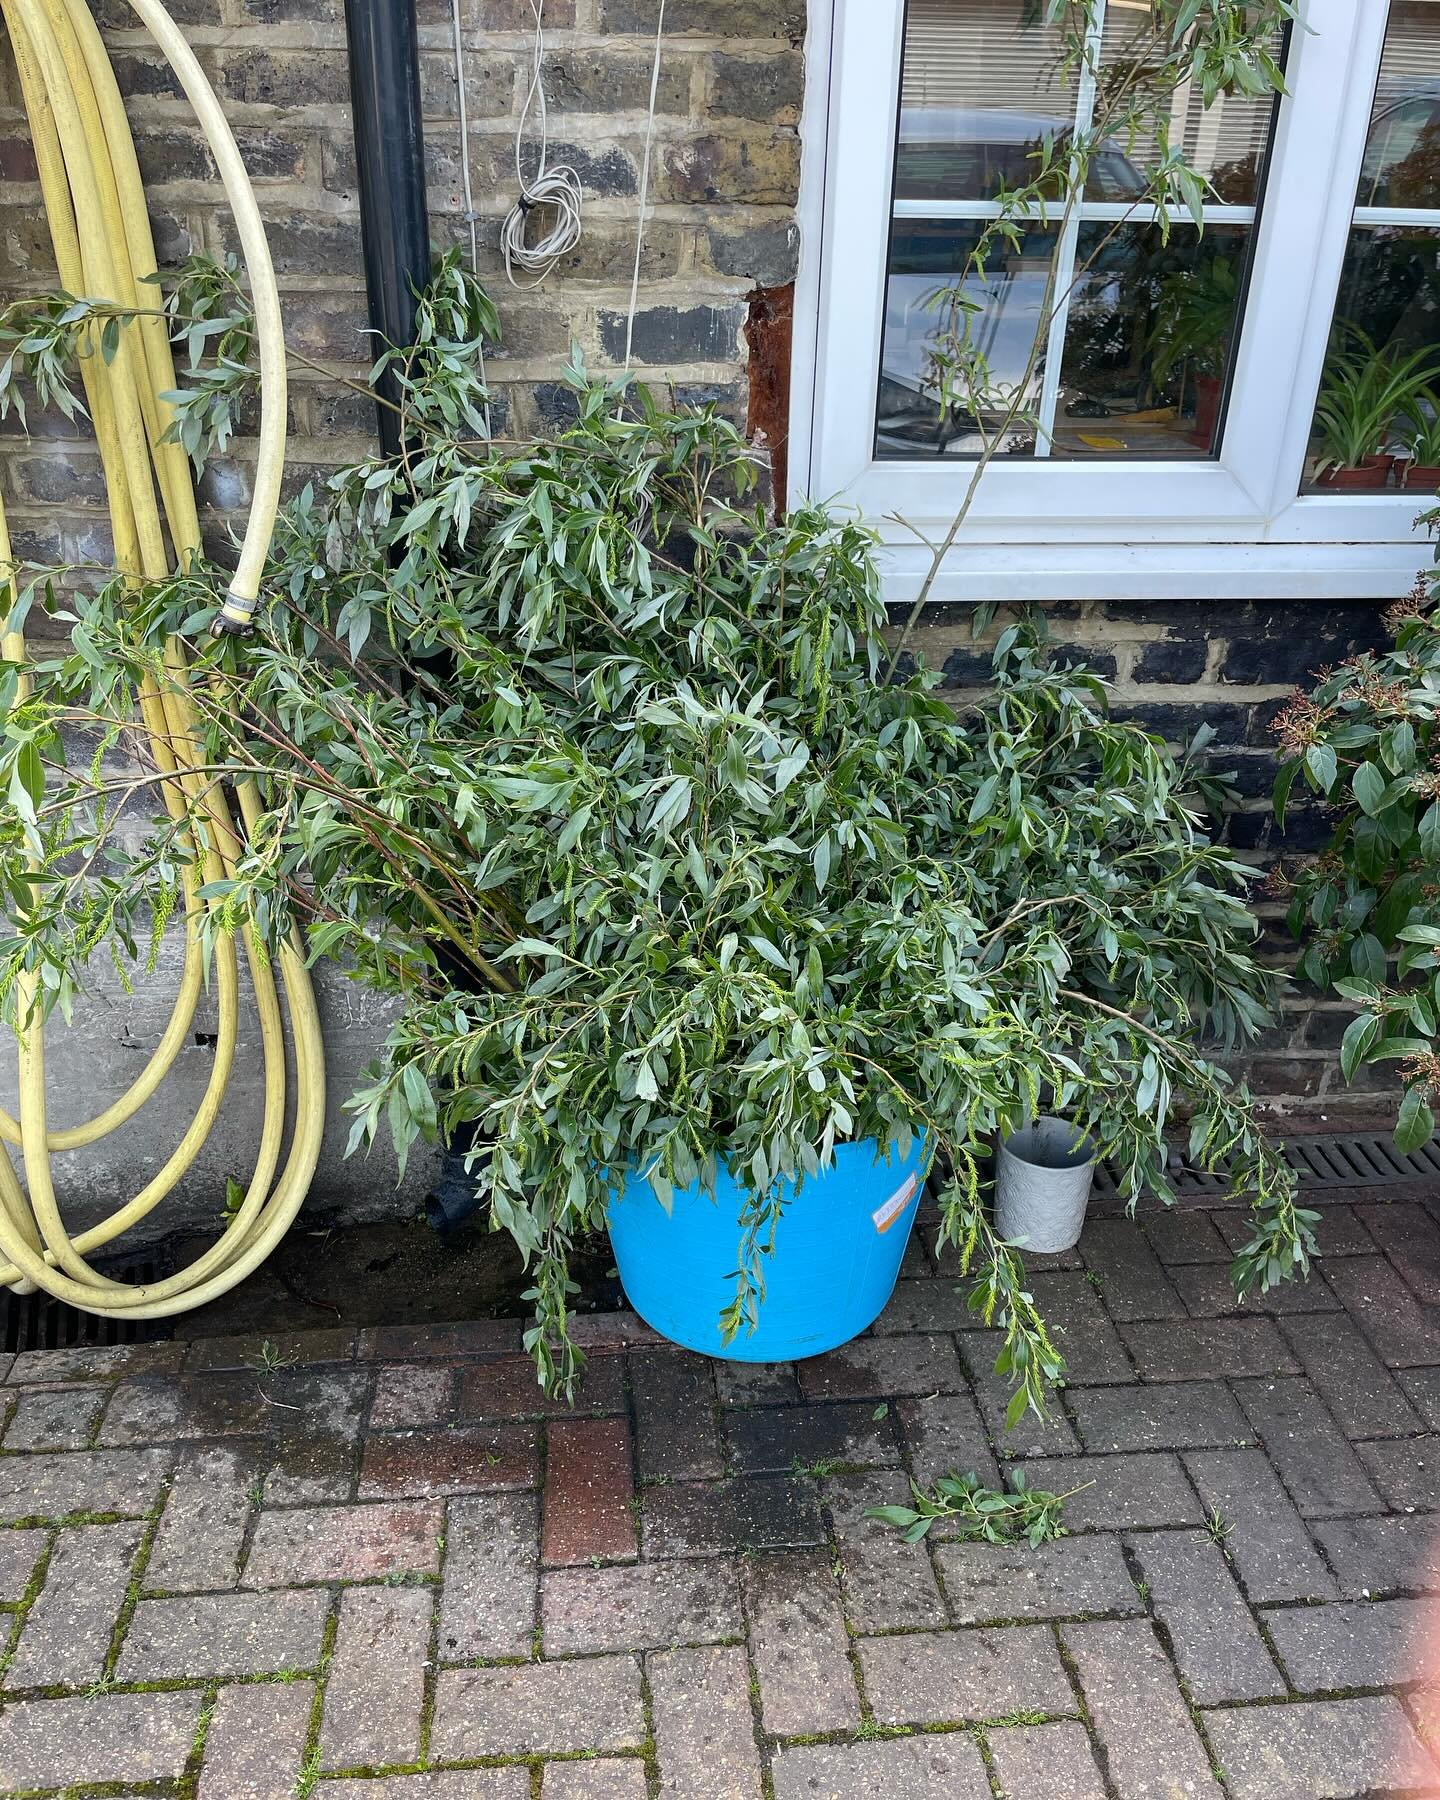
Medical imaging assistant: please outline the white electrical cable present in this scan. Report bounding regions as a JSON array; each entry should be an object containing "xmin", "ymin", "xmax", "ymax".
[
  {"xmin": 449, "ymin": 0, "xmax": 492, "ymax": 438},
  {"xmin": 451, "ymin": 0, "xmax": 480, "ymax": 272},
  {"xmin": 623, "ymin": 0, "xmax": 666, "ymax": 373},
  {"xmin": 501, "ymin": 0, "xmax": 583, "ymax": 287}
]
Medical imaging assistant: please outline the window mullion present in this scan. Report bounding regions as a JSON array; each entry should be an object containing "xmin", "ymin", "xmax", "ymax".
[
  {"xmin": 892, "ymin": 199, "xmax": 1255, "ymax": 224},
  {"xmin": 1035, "ymin": 1, "xmax": 1106, "ymax": 457},
  {"xmin": 1221, "ymin": 0, "xmax": 1390, "ymax": 515}
]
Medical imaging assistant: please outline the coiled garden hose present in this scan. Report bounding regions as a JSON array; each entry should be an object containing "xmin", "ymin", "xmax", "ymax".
[{"xmin": 0, "ymin": 0, "xmax": 326, "ymax": 1314}]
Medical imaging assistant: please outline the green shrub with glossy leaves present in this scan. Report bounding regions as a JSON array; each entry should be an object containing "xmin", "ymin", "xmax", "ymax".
[
  {"xmin": 1274, "ymin": 559, "xmax": 1440, "ymax": 1151},
  {"xmin": 1, "ymin": 259, "xmax": 1311, "ymax": 1417}
]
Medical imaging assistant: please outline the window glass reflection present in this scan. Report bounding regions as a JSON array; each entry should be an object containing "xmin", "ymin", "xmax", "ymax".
[
  {"xmin": 1360, "ymin": 0, "xmax": 1440, "ymax": 210},
  {"xmin": 1303, "ymin": 1, "xmax": 1440, "ymax": 492},
  {"xmin": 875, "ymin": 219, "xmax": 1251, "ymax": 460},
  {"xmin": 1092, "ymin": 5, "xmax": 1278, "ymax": 203},
  {"xmin": 878, "ymin": 218, "xmax": 1058, "ymax": 457},
  {"xmin": 895, "ymin": 0, "xmax": 1068, "ymax": 203}
]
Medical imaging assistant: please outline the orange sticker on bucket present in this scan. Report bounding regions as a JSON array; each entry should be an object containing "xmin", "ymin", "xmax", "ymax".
[{"xmin": 872, "ymin": 1172, "xmax": 918, "ymax": 1234}]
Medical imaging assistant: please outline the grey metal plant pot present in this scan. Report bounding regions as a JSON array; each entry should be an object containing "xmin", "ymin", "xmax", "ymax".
[{"xmin": 996, "ymin": 1117, "xmax": 1098, "ymax": 1254}]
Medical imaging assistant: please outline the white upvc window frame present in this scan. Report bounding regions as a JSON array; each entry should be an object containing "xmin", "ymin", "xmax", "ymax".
[{"xmin": 788, "ymin": 0, "xmax": 1429, "ymax": 602}]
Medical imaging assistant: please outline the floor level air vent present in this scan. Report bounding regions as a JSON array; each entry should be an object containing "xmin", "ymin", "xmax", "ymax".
[
  {"xmin": 1093, "ymin": 1131, "xmax": 1440, "ymax": 1200},
  {"xmin": 0, "ymin": 1254, "xmax": 175, "ymax": 1355}
]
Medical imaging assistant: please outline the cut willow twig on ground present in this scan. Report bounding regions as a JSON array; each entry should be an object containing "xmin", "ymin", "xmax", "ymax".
[{"xmin": 866, "ymin": 1469, "xmax": 1093, "ymax": 1546}]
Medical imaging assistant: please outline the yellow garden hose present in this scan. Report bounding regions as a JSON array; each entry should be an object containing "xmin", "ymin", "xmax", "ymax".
[{"xmin": 0, "ymin": 0, "xmax": 326, "ymax": 1314}]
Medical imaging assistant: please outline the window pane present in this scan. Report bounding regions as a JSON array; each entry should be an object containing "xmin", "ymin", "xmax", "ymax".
[
  {"xmin": 1303, "ymin": 226, "xmax": 1440, "ymax": 491},
  {"xmin": 894, "ymin": 1, "xmax": 1280, "ymax": 206},
  {"xmin": 1303, "ymin": 1, "xmax": 1440, "ymax": 492},
  {"xmin": 896, "ymin": 0, "xmax": 1070, "ymax": 202},
  {"xmin": 1052, "ymin": 222, "xmax": 1251, "ymax": 457},
  {"xmin": 875, "ymin": 218, "xmax": 1251, "ymax": 461},
  {"xmin": 1092, "ymin": 5, "xmax": 1280, "ymax": 203},
  {"xmin": 1361, "ymin": 0, "xmax": 1440, "ymax": 208},
  {"xmin": 1333, "ymin": 226, "xmax": 1440, "ymax": 356},
  {"xmin": 877, "ymin": 217, "xmax": 1060, "ymax": 457}
]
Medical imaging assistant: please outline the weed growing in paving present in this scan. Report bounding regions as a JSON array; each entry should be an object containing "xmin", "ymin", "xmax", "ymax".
[
  {"xmin": 791, "ymin": 1456, "xmax": 845, "ymax": 1479},
  {"xmin": 292, "ymin": 1744, "xmax": 322, "ymax": 1799},
  {"xmin": 253, "ymin": 1340, "xmax": 298, "ymax": 1377},
  {"xmin": 1205, "ymin": 1505, "xmax": 1233, "ymax": 1550}
]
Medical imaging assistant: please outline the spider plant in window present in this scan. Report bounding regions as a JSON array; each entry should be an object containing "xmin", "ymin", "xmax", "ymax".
[
  {"xmin": 1312, "ymin": 326, "xmax": 1440, "ymax": 487},
  {"xmin": 1401, "ymin": 388, "xmax": 1440, "ymax": 487}
]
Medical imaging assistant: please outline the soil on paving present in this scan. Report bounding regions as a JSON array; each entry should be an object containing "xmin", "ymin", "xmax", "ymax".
[{"xmin": 165, "ymin": 1217, "xmax": 624, "ymax": 1339}]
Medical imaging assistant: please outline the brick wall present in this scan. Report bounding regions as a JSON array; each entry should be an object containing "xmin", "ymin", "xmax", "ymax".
[
  {"xmin": 0, "ymin": 1, "xmax": 1407, "ymax": 1141},
  {"xmin": 0, "ymin": 0, "xmax": 804, "ymax": 578}
]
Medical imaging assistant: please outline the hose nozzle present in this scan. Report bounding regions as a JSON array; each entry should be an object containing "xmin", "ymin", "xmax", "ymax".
[{"xmin": 211, "ymin": 588, "xmax": 258, "ymax": 637}]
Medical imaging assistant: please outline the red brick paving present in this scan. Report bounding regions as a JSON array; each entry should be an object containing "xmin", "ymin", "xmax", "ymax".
[
  {"xmin": 244, "ymin": 1498, "xmax": 443, "ymax": 1585},
  {"xmin": 541, "ymin": 1415, "xmax": 637, "ymax": 1566},
  {"xmin": 459, "ymin": 1352, "xmax": 627, "ymax": 1421},
  {"xmin": 358, "ymin": 1422, "xmax": 538, "ymax": 1498},
  {"xmin": 0, "ymin": 1196, "xmax": 1436, "ymax": 1794}
]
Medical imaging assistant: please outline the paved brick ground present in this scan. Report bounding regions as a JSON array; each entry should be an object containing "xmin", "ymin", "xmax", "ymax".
[{"xmin": 3, "ymin": 1190, "xmax": 1440, "ymax": 1796}]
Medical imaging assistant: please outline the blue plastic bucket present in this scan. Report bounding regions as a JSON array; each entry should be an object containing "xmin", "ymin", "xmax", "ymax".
[{"xmin": 606, "ymin": 1136, "xmax": 928, "ymax": 1360}]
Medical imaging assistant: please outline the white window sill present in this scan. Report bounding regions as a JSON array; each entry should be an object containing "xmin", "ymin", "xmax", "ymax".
[{"xmin": 874, "ymin": 534, "xmax": 1430, "ymax": 604}]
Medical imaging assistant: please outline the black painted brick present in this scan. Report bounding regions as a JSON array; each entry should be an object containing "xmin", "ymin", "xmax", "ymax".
[{"xmin": 1132, "ymin": 637, "xmax": 1211, "ymax": 682}]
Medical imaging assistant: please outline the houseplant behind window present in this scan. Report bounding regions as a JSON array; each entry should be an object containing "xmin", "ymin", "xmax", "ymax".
[
  {"xmin": 1311, "ymin": 326, "xmax": 1439, "ymax": 489},
  {"xmin": 1146, "ymin": 256, "xmax": 1239, "ymax": 451},
  {"xmin": 1401, "ymin": 390, "xmax": 1440, "ymax": 489}
]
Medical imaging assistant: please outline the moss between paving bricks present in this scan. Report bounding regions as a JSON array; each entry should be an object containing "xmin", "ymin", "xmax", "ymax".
[
  {"xmin": 0, "ymin": 1509, "xmax": 133, "ymax": 1527},
  {"xmin": 97, "ymin": 1489, "xmax": 168, "ymax": 1685},
  {"xmin": 0, "ymin": 1530, "xmax": 58, "ymax": 1685},
  {"xmin": 182, "ymin": 1687, "xmax": 218, "ymax": 1794},
  {"xmin": 634, "ymin": 1653, "xmax": 662, "ymax": 1795},
  {"xmin": 1051, "ymin": 1628, "xmax": 1110, "ymax": 1791}
]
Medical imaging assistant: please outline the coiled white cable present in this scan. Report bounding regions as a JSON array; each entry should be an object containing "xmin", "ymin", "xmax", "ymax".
[{"xmin": 501, "ymin": 0, "xmax": 583, "ymax": 287}]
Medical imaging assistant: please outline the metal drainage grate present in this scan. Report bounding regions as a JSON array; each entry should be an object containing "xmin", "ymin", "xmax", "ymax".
[
  {"xmin": 1094, "ymin": 1131, "xmax": 1440, "ymax": 1200},
  {"xmin": 0, "ymin": 1254, "xmax": 175, "ymax": 1355}
]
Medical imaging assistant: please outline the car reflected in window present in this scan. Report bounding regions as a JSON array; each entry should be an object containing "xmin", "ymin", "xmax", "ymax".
[
  {"xmin": 894, "ymin": 105, "xmax": 1148, "ymax": 204},
  {"xmin": 1360, "ymin": 81, "xmax": 1440, "ymax": 208}
]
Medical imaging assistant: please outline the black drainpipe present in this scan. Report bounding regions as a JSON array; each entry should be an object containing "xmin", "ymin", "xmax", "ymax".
[
  {"xmin": 344, "ymin": 0, "xmax": 430, "ymax": 457},
  {"xmin": 345, "ymin": 0, "xmax": 485, "ymax": 1235}
]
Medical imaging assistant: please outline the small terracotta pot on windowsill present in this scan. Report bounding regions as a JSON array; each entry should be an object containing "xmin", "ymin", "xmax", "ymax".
[
  {"xmin": 1315, "ymin": 456, "xmax": 1394, "ymax": 491},
  {"xmin": 1188, "ymin": 373, "xmax": 1222, "ymax": 450},
  {"xmin": 1403, "ymin": 463, "xmax": 1440, "ymax": 491}
]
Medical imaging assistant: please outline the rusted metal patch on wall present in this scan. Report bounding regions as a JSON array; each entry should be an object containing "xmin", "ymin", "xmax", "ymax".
[{"xmin": 746, "ymin": 281, "xmax": 795, "ymax": 511}]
